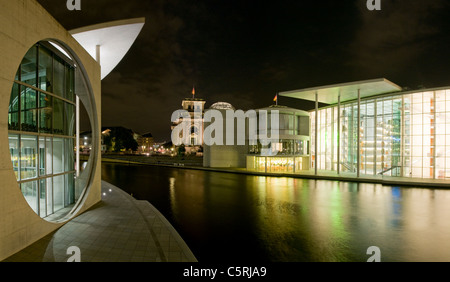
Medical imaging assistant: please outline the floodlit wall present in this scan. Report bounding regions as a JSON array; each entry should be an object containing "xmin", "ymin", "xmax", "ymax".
[{"xmin": 203, "ymin": 109, "xmax": 248, "ymax": 168}]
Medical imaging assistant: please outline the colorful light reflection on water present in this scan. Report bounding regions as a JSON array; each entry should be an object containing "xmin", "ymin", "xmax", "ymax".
[{"xmin": 101, "ymin": 163, "xmax": 450, "ymax": 262}]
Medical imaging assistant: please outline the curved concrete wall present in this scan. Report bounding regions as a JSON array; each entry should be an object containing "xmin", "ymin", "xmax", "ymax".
[{"xmin": 0, "ymin": 0, "xmax": 102, "ymax": 260}]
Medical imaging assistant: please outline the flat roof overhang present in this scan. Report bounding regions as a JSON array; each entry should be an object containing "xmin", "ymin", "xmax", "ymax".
[
  {"xmin": 279, "ymin": 78, "xmax": 403, "ymax": 105},
  {"xmin": 70, "ymin": 18, "xmax": 145, "ymax": 80}
]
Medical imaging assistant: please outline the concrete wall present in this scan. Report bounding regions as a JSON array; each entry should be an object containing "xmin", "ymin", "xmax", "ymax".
[
  {"xmin": 0, "ymin": 0, "xmax": 102, "ymax": 260},
  {"xmin": 204, "ymin": 145, "xmax": 248, "ymax": 168},
  {"xmin": 203, "ymin": 109, "xmax": 248, "ymax": 168}
]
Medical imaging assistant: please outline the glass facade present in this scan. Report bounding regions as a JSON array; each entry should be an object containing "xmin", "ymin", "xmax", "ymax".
[
  {"xmin": 311, "ymin": 89, "xmax": 450, "ymax": 179},
  {"xmin": 8, "ymin": 42, "xmax": 77, "ymax": 218}
]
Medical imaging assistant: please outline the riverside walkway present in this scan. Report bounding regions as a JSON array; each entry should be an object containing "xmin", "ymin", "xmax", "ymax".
[
  {"xmin": 3, "ymin": 181, "xmax": 197, "ymax": 262},
  {"xmin": 101, "ymin": 155, "xmax": 450, "ymax": 189}
]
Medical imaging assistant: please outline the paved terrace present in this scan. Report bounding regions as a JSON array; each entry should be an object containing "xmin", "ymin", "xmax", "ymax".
[{"xmin": 3, "ymin": 181, "xmax": 197, "ymax": 262}]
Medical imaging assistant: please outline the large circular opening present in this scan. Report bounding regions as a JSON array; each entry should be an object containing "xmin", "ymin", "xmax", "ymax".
[{"xmin": 7, "ymin": 41, "xmax": 94, "ymax": 222}]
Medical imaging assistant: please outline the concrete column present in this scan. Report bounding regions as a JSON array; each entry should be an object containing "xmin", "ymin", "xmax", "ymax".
[
  {"xmin": 337, "ymin": 92, "xmax": 340, "ymax": 175},
  {"xmin": 357, "ymin": 89, "xmax": 361, "ymax": 178},
  {"xmin": 432, "ymin": 91, "xmax": 436, "ymax": 179},
  {"xmin": 374, "ymin": 99, "xmax": 377, "ymax": 176},
  {"xmin": 76, "ymin": 96, "xmax": 80, "ymax": 177},
  {"xmin": 400, "ymin": 95, "xmax": 405, "ymax": 177},
  {"xmin": 96, "ymin": 45, "xmax": 101, "ymax": 64},
  {"xmin": 331, "ymin": 106, "xmax": 334, "ymax": 171}
]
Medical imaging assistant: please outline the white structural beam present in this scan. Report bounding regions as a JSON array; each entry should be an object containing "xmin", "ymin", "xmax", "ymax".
[
  {"xmin": 280, "ymin": 78, "xmax": 402, "ymax": 105},
  {"xmin": 70, "ymin": 18, "xmax": 145, "ymax": 80}
]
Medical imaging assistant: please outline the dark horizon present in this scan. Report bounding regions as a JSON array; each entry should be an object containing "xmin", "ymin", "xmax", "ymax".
[{"xmin": 38, "ymin": 0, "xmax": 450, "ymax": 142}]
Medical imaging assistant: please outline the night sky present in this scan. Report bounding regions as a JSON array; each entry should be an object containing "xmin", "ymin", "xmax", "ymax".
[{"xmin": 37, "ymin": 0, "xmax": 450, "ymax": 142}]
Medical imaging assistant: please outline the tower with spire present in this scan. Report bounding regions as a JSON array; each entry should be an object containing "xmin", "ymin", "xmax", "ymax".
[{"xmin": 171, "ymin": 87, "xmax": 206, "ymax": 154}]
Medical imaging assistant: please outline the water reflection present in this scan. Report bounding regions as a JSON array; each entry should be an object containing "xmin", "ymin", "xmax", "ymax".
[{"xmin": 101, "ymin": 163, "xmax": 450, "ymax": 262}]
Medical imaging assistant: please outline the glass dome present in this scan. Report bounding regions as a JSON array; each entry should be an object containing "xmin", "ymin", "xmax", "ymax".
[{"xmin": 210, "ymin": 102, "xmax": 235, "ymax": 110}]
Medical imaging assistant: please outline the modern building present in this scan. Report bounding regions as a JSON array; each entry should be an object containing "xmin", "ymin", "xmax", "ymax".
[
  {"xmin": 1, "ymin": 0, "xmax": 144, "ymax": 260},
  {"xmin": 280, "ymin": 78, "xmax": 450, "ymax": 181},
  {"xmin": 203, "ymin": 103, "xmax": 311, "ymax": 171},
  {"xmin": 246, "ymin": 105, "xmax": 311, "ymax": 173},
  {"xmin": 202, "ymin": 78, "xmax": 450, "ymax": 184}
]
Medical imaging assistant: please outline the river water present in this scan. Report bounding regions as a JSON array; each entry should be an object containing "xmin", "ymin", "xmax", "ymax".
[{"xmin": 101, "ymin": 162, "xmax": 450, "ymax": 262}]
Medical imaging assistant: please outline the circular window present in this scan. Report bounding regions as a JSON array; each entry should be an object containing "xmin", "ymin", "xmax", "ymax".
[{"xmin": 8, "ymin": 41, "xmax": 90, "ymax": 221}]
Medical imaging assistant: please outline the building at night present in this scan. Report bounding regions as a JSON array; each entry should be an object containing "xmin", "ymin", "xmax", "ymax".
[
  {"xmin": 203, "ymin": 103, "xmax": 311, "ymax": 171},
  {"xmin": 137, "ymin": 132, "xmax": 155, "ymax": 154},
  {"xmin": 202, "ymin": 78, "xmax": 450, "ymax": 184},
  {"xmin": 1, "ymin": 0, "xmax": 144, "ymax": 260},
  {"xmin": 171, "ymin": 93, "xmax": 206, "ymax": 155},
  {"xmin": 280, "ymin": 78, "xmax": 450, "ymax": 181},
  {"xmin": 246, "ymin": 105, "xmax": 311, "ymax": 173}
]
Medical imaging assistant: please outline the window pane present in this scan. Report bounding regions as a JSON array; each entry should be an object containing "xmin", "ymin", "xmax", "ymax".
[
  {"xmin": 65, "ymin": 66, "xmax": 75, "ymax": 102},
  {"xmin": 65, "ymin": 138, "xmax": 74, "ymax": 172},
  {"xmin": 64, "ymin": 102, "xmax": 75, "ymax": 136},
  {"xmin": 53, "ymin": 56, "xmax": 65, "ymax": 97},
  {"xmin": 9, "ymin": 134, "xmax": 20, "ymax": 181},
  {"xmin": 20, "ymin": 88, "xmax": 37, "ymax": 133},
  {"xmin": 53, "ymin": 175, "xmax": 64, "ymax": 212},
  {"xmin": 39, "ymin": 137, "xmax": 45, "ymax": 176},
  {"xmin": 8, "ymin": 83, "xmax": 20, "ymax": 131},
  {"xmin": 39, "ymin": 179, "xmax": 47, "ymax": 218},
  {"xmin": 39, "ymin": 93, "xmax": 52, "ymax": 133},
  {"xmin": 20, "ymin": 135, "xmax": 37, "ymax": 180},
  {"xmin": 20, "ymin": 45, "xmax": 37, "ymax": 87},
  {"xmin": 46, "ymin": 137, "xmax": 53, "ymax": 175},
  {"xmin": 21, "ymin": 181, "xmax": 38, "ymax": 214},
  {"xmin": 53, "ymin": 99, "xmax": 64, "ymax": 135},
  {"xmin": 46, "ymin": 178, "xmax": 53, "ymax": 216},
  {"xmin": 53, "ymin": 137, "xmax": 64, "ymax": 174},
  {"xmin": 38, "ymin": 46, "xmax": 53, "ymax": 92}
]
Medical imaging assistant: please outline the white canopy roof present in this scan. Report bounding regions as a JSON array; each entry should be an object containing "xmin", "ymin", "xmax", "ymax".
[
  {"xmin": 70, "ymin": 18, "xmax": 145, "ymax": 80},
  {"xmin": 279, "ymin": 78, "xmax": 402, "ymax": 105}
]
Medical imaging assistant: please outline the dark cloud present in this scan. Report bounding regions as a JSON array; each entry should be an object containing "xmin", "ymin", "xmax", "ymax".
[{"xmin": 348, "ymin": 0, "xmax": 450, "ymax": 86}]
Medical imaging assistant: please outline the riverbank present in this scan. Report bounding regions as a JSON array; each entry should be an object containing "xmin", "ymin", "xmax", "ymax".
[{"xmin": 99, "ymin": 154, "xmax": 450, "ymax": 189}]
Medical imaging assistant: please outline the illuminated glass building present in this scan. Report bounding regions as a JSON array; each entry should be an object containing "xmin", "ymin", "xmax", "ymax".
[
  {"xmin": 280, "ymin": 78, "xmax": 450, "ymax": 180},
  {"xmin": 246, "ymin": 105, "xmax": 310, "ymax": 173}
]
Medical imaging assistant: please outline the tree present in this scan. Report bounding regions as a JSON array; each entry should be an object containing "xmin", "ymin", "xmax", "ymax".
[{"xmin": 103, "ymin": 127, "xmax": 138, "ymax": 152}]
